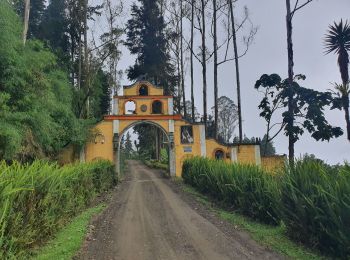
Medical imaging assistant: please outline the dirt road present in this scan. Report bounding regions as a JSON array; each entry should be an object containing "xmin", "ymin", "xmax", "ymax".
[{"xmin": 79, "ymin": 160, "xmax": 282, "ymax": 260}]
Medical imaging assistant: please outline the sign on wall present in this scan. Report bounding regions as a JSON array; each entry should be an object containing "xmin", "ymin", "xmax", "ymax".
[{"xmin": 183, "ymin": 146, "xmax": 193, "ymax": 153}]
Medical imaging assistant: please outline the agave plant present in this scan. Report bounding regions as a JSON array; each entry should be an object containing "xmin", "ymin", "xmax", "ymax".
[{"xmin": 325, "ymin": 20, "xmax": 350, "ymax": 140}]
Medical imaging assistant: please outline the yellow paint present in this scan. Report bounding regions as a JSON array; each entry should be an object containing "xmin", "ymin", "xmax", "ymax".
[
  {"xmin": 58, "ymin": 145, "xmax": 76, "ymax": 165},
  {"xmin": 262, "ymin": 155, "xmax": 286, "ymax": 173},
  {"xmin": 66, "ymin": 81, "xmax": 266, "ymax": 178},
  {"xmin": 118, "ymin": 97, "xmax": 170, "ymax": 115},
  {"xmin": 123, "ymin": 81, "xmax": 164, "ymax": 96},
  {"xmin": 85, "ymin": 121, "xmax": 114, "ymax": 163},
  {"xmin": 174, "ymin": 121, "xmax": 203, "ymax": 177},
  {"xmin": 237, "ymin": 145, "xmax": 257, "ymax": 164},
  {"xmin": 206, "ymin": 139, "xmax": 231, "ymax": 162}
]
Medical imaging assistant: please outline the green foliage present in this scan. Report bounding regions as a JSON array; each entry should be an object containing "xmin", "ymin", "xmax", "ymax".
[
  {"xmin": 281, "ymin": 159, "xmax": 350, "ymax": 258},
  {"xmin": 260, "ymin": 135, "xmax": 276, "ymax": 156},
  {"xmin": 182, "ymin": 157, "xmax": 281, "ymax": 225},
  {"xmin": 34, "ymin": 204, "xmax": 105, "ymax": 260},
  {"xmin": 255, "ymin": 74, "xmax": 343, "ymax": 144},
  {"xmin": 125, "ymin": 0, "xmax": 176, "ymax": 94},
  {"xmin": 0, "ymin": 2, "xmax": 90, "ymax": 161},
  {"xmin": 0, "ymin": 160, "xmax": 116, "ymax": 258},
  {"xmin": 183, "ymin": 157, "xmax": 350, "ymax": 258}
]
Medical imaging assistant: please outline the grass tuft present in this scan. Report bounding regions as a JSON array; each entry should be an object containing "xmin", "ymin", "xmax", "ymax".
[{"xmin": 34, "ymin": 204, "xmax": 105, "ymax": 260}]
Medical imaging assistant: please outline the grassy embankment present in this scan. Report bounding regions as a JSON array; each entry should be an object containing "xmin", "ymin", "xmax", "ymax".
[
  {"xmin": 182, "ymin": 157, "xmax": 350, "ymax": 259},
  {"xmin": 0, "ymin": 160, "xmax": 117, "ymax": 258}
]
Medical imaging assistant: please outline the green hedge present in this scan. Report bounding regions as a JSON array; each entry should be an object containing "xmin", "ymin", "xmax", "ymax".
[
  {"xmin": 182, "ymin": 157, "xmax": 281, "ymax": 225},
  {"xmin": 281, "ymin": 160, "xmax": 350, "ymax": 258},
  {"xmin": 0, "ymin": 160, "xmax": 116, "ymax": 258},
  {"xmin": 182, "ymin": 157, "xmax": 350, "ymax": 258}
]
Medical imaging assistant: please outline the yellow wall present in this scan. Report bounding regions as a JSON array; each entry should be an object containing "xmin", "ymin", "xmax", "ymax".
[
  {"xmin": 174, "ymin": 121, "xmax": 203, "ymax": 177},
  {"xmin": 85, "ymin": 121, "xmax": 114, "ymax": 163},
  {"xmin": 123, "ymin": 81, "xmax": 164, "ymax": 96},
  {"xmin": 118, "ymin": 120, "xmax": 169, "ymax": 135},
  {"xmin": 58, "ymin": 145, "xmax": 76, "ymax": 165},
  {"xmin": 262, "ymin": 155, "xmax": 286, "ymax": 173},
  {"xmin": 237, "ymin": 145, "xmax": 257, "ymax": 164},
  {"xmin": 206, "ymin": 139, "xmax": 231, "ymax": 162},
  {"xmin": 118, "ymin": 97, "xmax": 170, "ymax": 115}
]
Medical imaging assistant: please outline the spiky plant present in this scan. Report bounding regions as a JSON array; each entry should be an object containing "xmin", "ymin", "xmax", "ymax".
[{"xmin": 325, "ymin": 20, "xmax": 350, "ymax": 140}]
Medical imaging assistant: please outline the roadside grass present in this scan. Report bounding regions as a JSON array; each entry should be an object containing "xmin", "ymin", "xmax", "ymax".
[
  {"xmin": 182, "ymin": 184, "xmax": 324, "ymax": 260},
  {"xmin": 34, "ymin": 204, "xmax": 106, "ymax": 260}
]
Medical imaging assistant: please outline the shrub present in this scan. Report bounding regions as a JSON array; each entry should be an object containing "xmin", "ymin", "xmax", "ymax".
[
  {"xmin": 281, "ymin": 159, "xmax": 350, "ymax": 258},
  {"xmin": 183, "ymin": 157, "xmax": 350, "ymax": 257},
  {"xmin": 0, "ymin": 160, "xmax": 116, "ymax": 258},
  {"xmin": 182, "ymin": 157, "xmax": 281, "ymax": 225}
]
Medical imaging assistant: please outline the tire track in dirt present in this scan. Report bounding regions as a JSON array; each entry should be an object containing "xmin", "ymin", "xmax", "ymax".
[{"xmin": 78, "ymin": 160, "xmax": 282, "ymax": 260}]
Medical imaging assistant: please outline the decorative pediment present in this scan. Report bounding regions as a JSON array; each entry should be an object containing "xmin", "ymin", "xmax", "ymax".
[{"xmin": 123, "ymin": 81, "xmax": 164, "ymax": 96}]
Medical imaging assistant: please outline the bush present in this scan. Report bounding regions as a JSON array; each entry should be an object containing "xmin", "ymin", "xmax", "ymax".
[
  {"xmin": 182, "ymin": 157, "xmax": 281, "ymax": 225},
  {"xmin": 183, "ymin": 157, "xmax": 350, "ymax": 258},
  {"xmin": 0, "ymin": 160, "xmax": 116, "ymax": 258},
  {"xmin": 281, "ymin": 159, "xmax": 350, "ymax": 258}
]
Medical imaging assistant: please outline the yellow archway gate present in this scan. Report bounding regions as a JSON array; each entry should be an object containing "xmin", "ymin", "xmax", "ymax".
[{"xmin": 83, "ymin": 81, "xmax": 263, "ymax": 177}]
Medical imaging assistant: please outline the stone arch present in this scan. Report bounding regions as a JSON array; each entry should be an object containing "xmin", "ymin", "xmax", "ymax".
[
  {"xmin": 117, "ymin": 120, "xmax": 175, "ymax": 176},
  {"xmin": 152, "ymin": 100, "xmax": 163, "ymax": 114}
]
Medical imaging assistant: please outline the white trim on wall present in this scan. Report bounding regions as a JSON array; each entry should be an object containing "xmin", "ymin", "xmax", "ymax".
[
  {"xmin": 255, "ymin": 145, "xmax": 261, "ymax": 165},
  {"xmin": 113, "ymin": 98, "xmax": 119, "ymax": 115},
  {"xmin": 168, "ymin": 98, "xmax": 174, "ymax": 115},
  {"xmin": 199, "ymin": 125, "xmax": 206, "ymax": 157},
  {"xmin": 169, "ymin": 120, "xmax": 175, "ymax": 132},
  {"xmin": 113, "ymin": 120, "xmax": 120, "ymax": 134},
  {"xmin": 231, "ymin": 147, "xmax": 238, "ymax": 162}
]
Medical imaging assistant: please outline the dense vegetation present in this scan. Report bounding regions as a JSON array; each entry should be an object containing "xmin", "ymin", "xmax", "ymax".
[
  {"xmin": 0, "ymin": 2, "xmax": 111, "ymax": 162},
  {"xmin": 0, "ymin": 160, "xmax": 116, "ymax": 258},
  {"xmin": 182, "ymin": 157, "xmax": 350, "ymax": 258}
]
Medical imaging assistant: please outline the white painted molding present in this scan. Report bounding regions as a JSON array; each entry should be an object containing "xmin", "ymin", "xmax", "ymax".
[
  {"xmin": 113, "ymin": 120, "xmax": 120, "ymax": 134},
  {"xmin": 255, "ymin": 145, "xmax": 261, "ymax": 165},
  {"xmin": 169, "ymin": 120, "xmax": 175, "ymax": 132},
  {"xmin": 168, "ymin": 98, "xmax": 174, "ymax": 115},
  {"xmin": 113, "ymin": 98, "xmax": 119, "ymax": 115},
  {"xmin": 231, "ymin": 147, "xmax": 238, "ymax": 162},
  {"xmin": 199, "ymin": 125, "xmax": 207, "ymax": 157}
]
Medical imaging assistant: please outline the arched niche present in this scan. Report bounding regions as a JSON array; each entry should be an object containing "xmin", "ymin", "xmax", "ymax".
[
  {"xmin": 139, "ymin": 85, "xmax": 148, "ymax": 96},
  {"xmin": 125, "ymin": 100, "xmax": 136, "ymax": 115},
  {"xmin": 214, "ymin": 149, "xmax": 225, "ymax": 160},
  {"xmin": 152, "ymin": 100, "xmax": 163, "ymax": 114}
]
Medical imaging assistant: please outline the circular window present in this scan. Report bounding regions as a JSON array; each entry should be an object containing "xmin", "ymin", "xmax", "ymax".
[{"xmin": 140, "ymin": 104, "xmax": 148, "ymax": 112}]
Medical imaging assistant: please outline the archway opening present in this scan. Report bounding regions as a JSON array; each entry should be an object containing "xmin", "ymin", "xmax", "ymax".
[
  {"xmin": 125, "ymin": 100, "xmax": 136, "ymax": 115},
  {"xmin": 118, "ymin": 121, "xmax": 171, "ymax": 176},
  {"xmin": 152, "ymin": 100, "xmax": 163, "ymax": 114},
  {"xmin": 139, "ymin": 85, "xmax": 148, "ymax": 96}
]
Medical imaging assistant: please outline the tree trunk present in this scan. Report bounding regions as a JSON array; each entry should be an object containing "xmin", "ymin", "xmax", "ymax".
[
  {"xmin": 190, "ymin": 0, "xmax": 195, "ymax": 122},
  {"xmin": 342, "ymin": 94, "xmax": 350, "ymax": 141},
  {"xmin": 23, "ymin": 0, "xmax": 31, "ymax": 45},
  {"xmin": 213, "ymin": 0, "xmax": 219, "ymax": 139},
  {"xmin": 83, "ymin": 0, "xmax": 90, "ymax": 118},
  {"xmin": 201, "ymin": 0, "xmax": 208, "ymax": 129},
  {"xmin": 180, "ymin": 0, "xmax": 187, "ymax": 118},
  {"xmin": 228, "ymin": 0, "xmax": 243, "ymax": 142},
  {"xmin": 286, "ymin": 0, "xmax": 295, "ymax": 165}
]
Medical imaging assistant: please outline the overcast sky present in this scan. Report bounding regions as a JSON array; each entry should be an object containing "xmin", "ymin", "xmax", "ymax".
[{"xmin": 101, "ymin": 0, "xmax": 350, "ymax": 164}]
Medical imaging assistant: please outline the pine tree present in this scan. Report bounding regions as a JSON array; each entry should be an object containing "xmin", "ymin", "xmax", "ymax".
[
  {"xmin": 14, "ymin": 0, "xmax": 45, "ymax": 40},
  {"xmin": 125, "ymin": 0, "xmax": 176, "ymax": 94},
  {"xmin": 124, "ymin": 132, "xmax": 134, "ymax": 158},
  {"xmin": 39, "ymin": 0, "xmax": 70, "ymax": 60}
]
